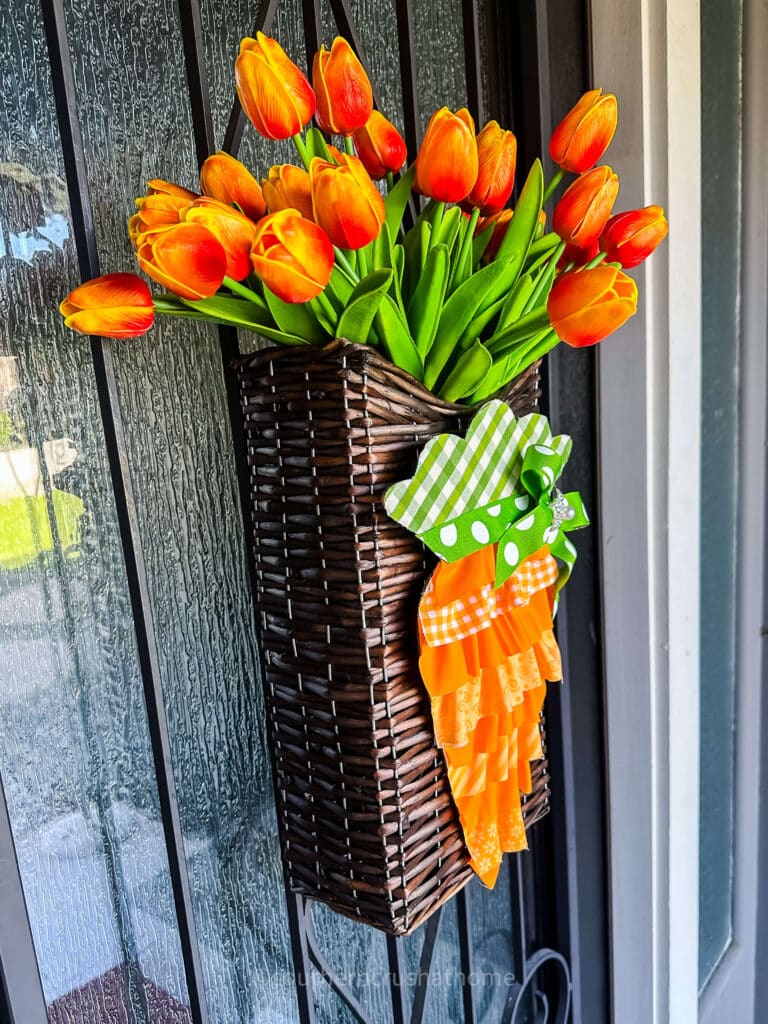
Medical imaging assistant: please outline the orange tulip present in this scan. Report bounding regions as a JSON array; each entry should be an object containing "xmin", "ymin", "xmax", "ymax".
[
  {"xmin": 600, "ymin": 205, "xmax": 668, "ymax": 268},
  {"xmin": 415, "ymin": 107, "xmax": 479, "ymax": 203},
  {"xmin": 137, "ymin": 222, "xmax": 227, "ymax": 300},
  {"xmin": 183, "ymin": 197, "xmax": 257, "ymax": 281},
  {"xmin": 352, "ymin": 111, "xmax": 407, "ymax": 179},
  {"xmin": 59, "ymin": 273, "xmax": 154, "ymax": 338},
  {"xmin": 547, "ymin": 265, "xmax": 637, "ymax": 347},
  {"xmin": 553, "ymin": 165, "xmax": 619, "ymax": 249},
  {"xmin": 467, "ymin": 121, "xmax": 517, "ymax": 214},
  {"xmin": 250, "ymin": 209, "xmax": 334, "ymax": 303},
  {"xmin": 262, "ymin": 164, "xmax": 314, "ymax": 220},
  {"xmin": 235, "ymin": 33, "xmax": 316, "ymax": 140},
  {"xmin": 309, "ymin": 153, "xmax": 385, "ymax": 249},
  {"xmin": 549, "ymin": 88, "xmax": 618, "ymax": 174},
  {"xmin": 129, "ymin": 193, "xmax": 191, "ymax": 246},
  {"xmin": 146, "ymin": 179, "xmax": 198, "ymax": 200},
  {"xmin": 200, "ymin": 151, "xmax": 266, "ymax": 222},
  {"xmin": 313, "ymin": 37, "xmax": 373, "ymax": 135}
]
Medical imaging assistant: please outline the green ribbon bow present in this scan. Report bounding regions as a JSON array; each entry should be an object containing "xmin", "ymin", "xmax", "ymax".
[{"xmin": 420, "ymin": 441, "xmax": 589, "ymax": 593}]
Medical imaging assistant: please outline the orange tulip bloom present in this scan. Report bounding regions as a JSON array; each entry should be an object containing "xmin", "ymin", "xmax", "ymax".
[
  {"xmin": 129, "ymin": 193, "xmax": 191, "ymax": 246},
  {"xmin": 600, "ymin": 205, "xmax": 668, "ymax": 268},
  {"xmin": 547, "ymin": 265, "xmax": 637, "ymax": 347},
  {"xmin": 235, "ymin": 33, "xmax": 316, "ymax": 140},
  {"xmin": 146, "ymin": 179, "xmax": 198, "ymax": 199},
  {"xmin": 313, "ymin": 37, "xmax": 373, "ymax": 135},
  {"xmin": 309, "ymin": 153, "xmax": 385, "ymax": 249},
  {"xmin": 183, "ymin": 197, "xmax": 258, "ymax": 281},
  {"xmin": 137, "ymin": 222, "xmax": 227, "ymax": 300},
  {"xmin": 553, "ymin": 165, "xmax": 619, "ymax": 249},
  {"xmin": 59, "ymin": 273, "xmax": 154, "ymax": 338},
  {"xmin": 415, "ymin": 107, "xmax": 479, "ymax": 203},
  {"xmin": 467, "ymin": 121, "xmax": 517, "ymax": 214},
  {"xmin": 262, "ymin": 164, "xmax": 314, "ymax": 220},
  {"xmin": 549, "ymin": 88, "xmax": 618, "ymax": 174},
  {"xmin": 352, "ymin": 111, "xmax": 407, "ymax": 179},
  {"xmin": 250, "ymin": 209, "xmax": 334, "ymax": 303},
  {"xmin": 200, "ymin": 151, "xmax": 266, "ymax": 222}
]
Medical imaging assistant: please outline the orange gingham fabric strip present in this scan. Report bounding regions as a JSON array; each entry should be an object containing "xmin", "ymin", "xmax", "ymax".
[{"xmin": 420, "ymin": 553, "xmax": 559, "ymax": 647}]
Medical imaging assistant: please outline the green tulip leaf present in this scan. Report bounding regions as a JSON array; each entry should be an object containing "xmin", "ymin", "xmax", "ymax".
[
  {"xmin": 495, "ymin": 273, "xmax": 535, "ymax": 334},
  {"xmin": 423, "ymin": 257, "xmax": 523, "ymax": 391},
  {"xmin": 433, "ymin": 205, "xmax": 463, "ymax": 254},
  {"xmin": 384, "ymin": 164, "xmax": 415, "ymax": 241},
  {"xmin": 495, "ymin": 159, "xmax": 544, "ymax": 269},
  {"xmin": 372, "ymin": 220, "xmax": 395, "ymax": 271},
  {"xmin": 467, "ymin": 352, "xmax": 516, "ymax": 404},
  {"xmin": 456, "ymin": 293, "xmax": 506, "ymax": 351},
  {"xmin": 326, "ymin": 265, "xmax": 354, "ymax": 306},
  {"xmin": 406, "ymin": 242, "xmax": 450, "ymax": 358},
  {"xmin": 375, "ymin": 293, "xmax": 423, "ymax": 380},
  {"xmin": 525, "ymin": 231, "xmax": 561, "ymax": 266},
  {"xmin": 306, "ymin": 127, "xmax": 333, "ymax": 162},
  {"xmin": 181, "ymin": 294, "xmax": 271, "ymax": 327},
  {"xmin": 473, "ymin": 221, "xmax": 495, "ymax": 265},
  {"xmin": 263, "ymin": 286, "xmax": 327, "ymax": 343},
  {"xmin": 336, "ymin": 269, "xmax": 393, "ymax": 345},
  {"xmin": 438, "ymin": 340, "xmax": 493, "ymax": 403}
]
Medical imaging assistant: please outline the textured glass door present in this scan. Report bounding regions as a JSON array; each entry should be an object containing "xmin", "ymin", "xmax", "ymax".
[{"xmin": 0, "ymin": 2, "xmax": 585, "ymax": 1021}]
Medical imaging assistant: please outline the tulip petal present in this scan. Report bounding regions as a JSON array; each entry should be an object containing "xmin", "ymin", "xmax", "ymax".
[
  {"xmin": 554, "ymin": 298, "xmax": 636, "ymax": 347},
  {"xmin": 139, "ymin": 223, "xmax": 226, "ymax": 300},
  {"xmin": 64, "ymin": 306, "xmax": 155, "ymax": 338},
  {"xmin": 63, "ymin": 272, "xmax": 153, "ymax": 312}
]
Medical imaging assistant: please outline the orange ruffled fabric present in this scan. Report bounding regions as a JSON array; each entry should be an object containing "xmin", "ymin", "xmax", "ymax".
[{"xmin": 418, "ymin": 545, "xmax": 562, "ymax": 887}]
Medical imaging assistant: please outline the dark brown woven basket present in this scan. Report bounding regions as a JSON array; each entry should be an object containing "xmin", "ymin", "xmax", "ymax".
[{"xmin": 236, "ymin": 339, "xmax": 551, "ymax": 935}]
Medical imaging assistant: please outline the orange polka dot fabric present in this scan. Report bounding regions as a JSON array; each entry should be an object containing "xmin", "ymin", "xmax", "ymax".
[{"xmin": 418, "ymin": 545, "xmax": 562, "ymax": 887}]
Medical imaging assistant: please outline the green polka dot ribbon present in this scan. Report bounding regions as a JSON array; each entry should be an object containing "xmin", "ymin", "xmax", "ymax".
[
  {"xmin": 384, "ymin": 400, "xmax": 590, "ymax": 595},
  {"xmin": 420, "ymin": 442, "xmax": 589, "ymax": 591}
]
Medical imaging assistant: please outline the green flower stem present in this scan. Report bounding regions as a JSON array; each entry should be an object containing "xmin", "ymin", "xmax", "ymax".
[
  {"xmin": 333, "ymin": 247, "xmax": 359, "ymax": 283},
  {"xmin": 343, "ymin": 135, "xmax": 355, "ymax": 156},
  {"xmin": 455, "ymin": 206, "xmax": 480, "ymax": 274},
  {"xmin": 586, "ymin": 251, "xmax": 608, "ymax": 269},
  {"xmin": 542, "ymin": 168, "xmax": 564, "ymax": 204},
  {"xmin": 292, "ymin": 132, "xmax": 311, "ymax": 169},
  {"xmin": 523, "ymin": 240, "xmax": 566, "ymax": 313},
  {"xmin": 386, "ymin": 171, "xmax": 395, "ymax": 193},
  {"xmin": 315, "ymin": 288, "xmax": 338, "ymax": 328},
  {"xmin": 223, "ymin": 276, "xmax": 265, "ymax": 305},
  {"xmin": 357, "ymin": 245, "xmax": 370, "ymax": 277}
]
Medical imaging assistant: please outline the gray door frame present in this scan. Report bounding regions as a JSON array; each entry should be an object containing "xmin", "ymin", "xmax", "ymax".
[
  {"xmin": 700, "ymin": 0, "xmax": 768, "ymax": 1018},
  {"xmin": 591, "ymin": 0, "xmax": 703, "ymax": 1021}
]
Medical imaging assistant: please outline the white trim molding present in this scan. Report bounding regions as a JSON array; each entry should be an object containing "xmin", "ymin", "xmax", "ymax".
[{"xmin": 590, "ymin": 1, "xmax": 702, "ymax": 1022}]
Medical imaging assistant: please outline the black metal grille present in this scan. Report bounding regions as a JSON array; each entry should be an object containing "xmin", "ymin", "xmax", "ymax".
[{"xmin": 0, "ymin": 2, "xmax": 604, "ymax": 1022}]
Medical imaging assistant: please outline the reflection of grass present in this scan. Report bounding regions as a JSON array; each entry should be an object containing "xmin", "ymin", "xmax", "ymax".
[{"xmin": 0, "ymin": 490, "xmax": 84, "ymax": 570}]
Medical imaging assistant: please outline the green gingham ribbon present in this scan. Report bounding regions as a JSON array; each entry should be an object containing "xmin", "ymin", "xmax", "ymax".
[{"xmin": 420, "ymin": 441, "xmax": 589, "ymax": 593}]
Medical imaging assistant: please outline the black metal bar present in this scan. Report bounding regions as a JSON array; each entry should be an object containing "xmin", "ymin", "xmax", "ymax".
[
  {"xmin": 175, "ymin": 2, "xmax": 317, "ymax": 1021},
  {"xmin": 39, "ymin": 3, "xmax": 210, "ymax": 1022},
  {"xmin": 455, "ymin": 888, "xmax": 476, "ymax": 1024},
  {"xmin": 301, "ymin": 0, "xmax": 323, "ymax": 72},
  {"xmin": 222, "ymin": 0, "xmax": 280, "ymax": 157},
  {"xmin": 326, "ymin": 0, "xmax": 383, "ymax": 110},
  {"xmin": 303, "ymin": 901, "xmax": 369, "ymax": 1023},
  {"xmin": 394, "ymin": 0, "xmax": 420, "ymax": 157},
  {"xmin": 410, "ymin": 907, "xmax": 444, "ymax": 1024},
  {"xmin": 385, "ymin": 935, "xmax": 408, "ymax": 1024},
  {"xmin": 0, "ymin": 779, "xmax": 48, "ymax": 1024},
  {"xmin": 461, "ymin": 0, "xmax": 484, "ymax": 125}
]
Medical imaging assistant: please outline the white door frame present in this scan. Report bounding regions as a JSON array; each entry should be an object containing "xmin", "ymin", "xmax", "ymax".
[{"xmin": 591, "ymin": 1, "xmax": 702, "ymax": 1021}]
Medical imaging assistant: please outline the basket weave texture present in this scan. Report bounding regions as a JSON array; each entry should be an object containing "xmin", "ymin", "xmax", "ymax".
[{"xmin": 236, "ymin": 340, "xmax": 550, "ymax": 935}]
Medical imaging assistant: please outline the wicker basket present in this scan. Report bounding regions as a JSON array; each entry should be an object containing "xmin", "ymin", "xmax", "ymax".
[{"xmin": 236, "ymin": 340, "xmax": 550, "ymax": 936}]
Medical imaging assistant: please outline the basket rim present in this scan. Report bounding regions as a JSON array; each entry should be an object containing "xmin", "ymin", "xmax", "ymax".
[{"xmin": 234, "ymin": 338, "xmax": 540, "ymax": 416}]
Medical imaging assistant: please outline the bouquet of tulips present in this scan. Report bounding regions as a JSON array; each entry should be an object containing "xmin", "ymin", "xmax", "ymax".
[{"xmin": 60, "ymin": 33, "xmax": 667, "ymax": 404}]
